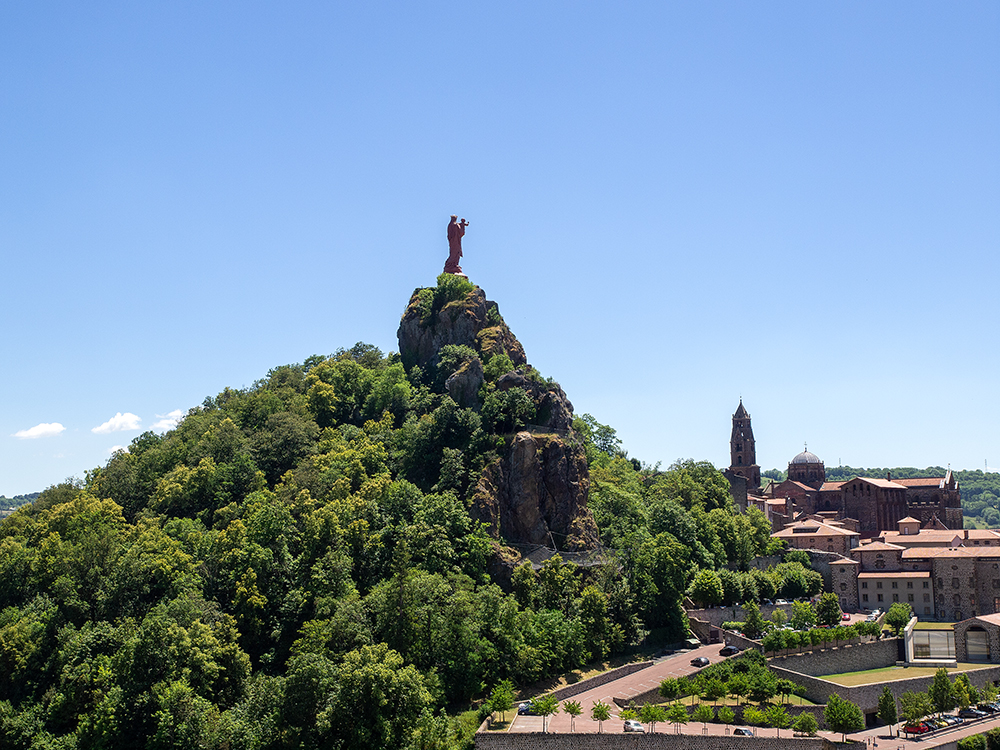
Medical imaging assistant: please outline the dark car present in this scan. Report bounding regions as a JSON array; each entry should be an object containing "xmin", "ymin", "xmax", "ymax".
[
  {"xmin": 690, "ymin": 656, "xmax": 710, "ymax": 667},
  {"xmin": 959, "ymin": 708, "xmax": 987, "ymax": 719},
  {"xmin": 517, "ymin": 701, "xmax": 534, "ymax": 716},
  {"xmin": 719, "ymin": 645, "xmax": 740, "ymax": 656},
  {"xmin": 979, "ymin": 703, "xmax": 1000, "ymax": 713},
  {"xmin": 733, "ymin": 728, "xmax": 753, "ymax": 736}
]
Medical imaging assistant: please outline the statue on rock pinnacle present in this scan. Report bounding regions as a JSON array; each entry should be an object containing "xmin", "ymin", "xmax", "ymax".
[{"xmin": 444, "ymin": 214, "xmax": 469, "ymax": 275}]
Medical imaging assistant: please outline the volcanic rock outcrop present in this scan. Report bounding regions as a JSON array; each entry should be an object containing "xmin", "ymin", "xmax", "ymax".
[{"xmin": 398, "ymin": 281, "xmax": 598, "ymax": 551}]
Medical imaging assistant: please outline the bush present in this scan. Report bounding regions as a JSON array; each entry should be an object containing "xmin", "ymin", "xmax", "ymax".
[{"xmin": 959, "ymin": 734, "xmax": 986, "ymax": 750}]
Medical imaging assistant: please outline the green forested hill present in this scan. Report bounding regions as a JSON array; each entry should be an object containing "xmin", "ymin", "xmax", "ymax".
[{"xmin": 0, "ymin": 279, "xmax": 799, "ymax": 749}]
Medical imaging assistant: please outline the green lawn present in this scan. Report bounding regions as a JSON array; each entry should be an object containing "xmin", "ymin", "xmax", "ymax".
[
  {"xmin": 823, "ymin": 664, "xmax": 986, "ymax": 686},
  {"xmin": 913, "ymin": 622, "xmax": 955, "ymax": 630}
]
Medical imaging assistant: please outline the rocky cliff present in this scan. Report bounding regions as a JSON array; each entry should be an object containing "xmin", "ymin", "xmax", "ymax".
[{"xmin": 398, "ymin": 280, "xmax": 598, "ymax": 552}]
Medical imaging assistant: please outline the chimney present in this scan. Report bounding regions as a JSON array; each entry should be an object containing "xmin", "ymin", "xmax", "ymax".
[
  {"xmin": 887, "ymin": 471, "xmax": 891, "ymax": 481},
  {"xmin": 965, "ymin": 529, "xmax": 970, "ymax": 540}
]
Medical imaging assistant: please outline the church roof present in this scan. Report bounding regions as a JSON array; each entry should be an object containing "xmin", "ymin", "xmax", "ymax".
[
  {"xmin": 734, "ymin": 401, "xmax": 749, "ymax": 419},
  {"xmin": 893, "ymin": 477, "xmax": 948, "ymax": 488},
  {"xmin": 845, "ymin": 477, "xmax": 907, "ymax": 490},
  {"xmin": 773, "ymin": 520, "xmax": 859, "ymax": 538},
  {"xmin": 852, "ymin": 541, "xmax": 905, "ymax": 552},
  {"xmin": 820, "ymin": 482, "xmax": 845, "ymax": 491},
  {"xmin": 791, "ymin": 450, "xmax": 822, "ymax": 465}
]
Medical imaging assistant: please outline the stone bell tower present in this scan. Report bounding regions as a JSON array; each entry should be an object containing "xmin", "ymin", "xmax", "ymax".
[{"xmin": 730, "ymin": 400, "xmax": 761, "ymax": 491}]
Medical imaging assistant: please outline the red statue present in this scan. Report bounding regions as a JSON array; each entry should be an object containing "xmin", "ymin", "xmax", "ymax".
[{"xmin": 444, "ymin": 215, "xmax": 469, "ymax": 274}]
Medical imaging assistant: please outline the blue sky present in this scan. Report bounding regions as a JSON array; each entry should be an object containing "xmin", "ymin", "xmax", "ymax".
[{"xmin": 2, "ymin": 2, "xmax": 998, "ymax": 496}]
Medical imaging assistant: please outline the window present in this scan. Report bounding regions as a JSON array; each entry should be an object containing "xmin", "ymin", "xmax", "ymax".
[
  {"xmin": 924, "ymin": 594, "xmax": 930, "ymax": 602},
  {"xmin": 863, "ymin": 594, "xmax": 869, "ymax": 602},
  {"xmin": 908, "ymin": 594, "xmax": 914, "ymax": 602},
  {"xmin": 878, "ymin": 594, "xmax": 884, "ymax": 602},
  {"xmin": 907, "ymin": 582, "xmax": 913, "ymax": 589},
  {"xmin": 893, "ymin": 594, "xmax": 899, "ymax": 602},
  {"xmin": 892, "ymin": 582, "xmax": 898, "ymax": 589},
  {"xmin": 840, "ymin": 583, "xmax": 847, "ymax": 591},
  {"xmin": 954, "ymin": 595, "xmax": 962, "ymax": 606},
  {"xmin": 862, "ymin": 582, "xmax": 868, "ymax": 589},
  {"xmin": 924, "ymin": 607, "xmax": 931, "ymax": 614},
  {"xmin": 970, "ymin": 578, "xmax": 975, "ymax": 587},
  {"xmin": 924, "ymin": 582, "xmax": 930, "ymax": 589},
  {"xmin": 877, "ymin": 582, "xmax": 883, "ymax": 589},
  {"xmin": 953, "ymin": 578, "xmax": 961, "ymax": 589}
]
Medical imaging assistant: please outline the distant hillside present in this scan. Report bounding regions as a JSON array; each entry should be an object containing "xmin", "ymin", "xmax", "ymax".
[
  {"xmin": 764, "ymin": 465, "xmax": 1000, "ymax": 527},
  {"xmin": 0, "ymin": 491, "xmax": 40, "ymax": 509}
]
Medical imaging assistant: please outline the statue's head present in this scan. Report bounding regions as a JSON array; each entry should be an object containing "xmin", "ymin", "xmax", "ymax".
[{"xmin": 450, "ymin": 214, "xmax": 458, "ymax": 221}]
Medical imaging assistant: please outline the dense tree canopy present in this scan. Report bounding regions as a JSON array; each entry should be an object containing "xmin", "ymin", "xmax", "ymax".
[{"xmin": 1, "ymin": 298, "xmax": 789, "ymax": 748}]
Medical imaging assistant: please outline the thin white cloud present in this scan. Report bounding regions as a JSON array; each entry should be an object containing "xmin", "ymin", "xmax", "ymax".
[
  {"xmin": 13, "ymin": 422, "xmax": 66, "ymax": 439},
  {"xmin": 92, "ymin": 412, "xmax": 142, "ymax": 434},
  {"xmin": 151, "ymin": 409, "xmax": 184, "ymax": 432},
  {"xmin": 107, "ymin": 445, "xmax": 128, "ymax": 455}
]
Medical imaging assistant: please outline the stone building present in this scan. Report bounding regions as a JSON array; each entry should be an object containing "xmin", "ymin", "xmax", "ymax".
[
  {"xmin": 954, "ymin": 613, "xmax": 1000, "ymax": 662},
  {"xmin": 728, "ymin": 400, "xmax": 760, "ymax": 492},
  {"xmin": 829, "ymin": 538, "xmax": 1000, "ymax": 621},
  {"xmin": 728, "ymin": 401, "xmax": 963, "ymax": 538},
  {"xmin": 772, "ymin": 518, "xmax": 860, "ymax": 556}
]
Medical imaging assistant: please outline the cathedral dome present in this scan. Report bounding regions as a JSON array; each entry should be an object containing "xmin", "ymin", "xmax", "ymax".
[{"xmin": 791, "ymin": 450, "xmax": 822, "ymax": 465}]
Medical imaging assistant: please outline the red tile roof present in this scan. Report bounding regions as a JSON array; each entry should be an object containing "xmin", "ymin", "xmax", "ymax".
[{"xmin": 857, "ymin": 571, "xmax": 931, "ymax": 579}]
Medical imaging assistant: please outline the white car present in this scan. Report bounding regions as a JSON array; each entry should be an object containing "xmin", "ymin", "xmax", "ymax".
[{"xmin": 624, "ymin": 719, "xmax": 645, "ymax": 733}]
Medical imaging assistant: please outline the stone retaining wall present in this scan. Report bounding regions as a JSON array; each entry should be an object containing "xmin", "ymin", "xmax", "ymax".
[
  {"xmin": 768, "ymin": 639, "xmax": 898, "ymax": 676},
  {"xmin": 770, "ymin": 662, "xmax": 1000, "ymax": 714},
  {"xmin": 475, "ymin": 731, "xmax": 840, "ymax": 750},
  {"xmin": 546, "ymin": 661, "xmax": 655, "ymax": 701}
]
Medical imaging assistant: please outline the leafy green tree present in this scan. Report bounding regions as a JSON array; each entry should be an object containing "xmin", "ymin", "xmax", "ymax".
[
  {"xmin": 878, "ymin": 686, "xmax": 897, "ymax": 733},
  {"xmin": 743, "ymin": 706, "xmax": 765, "ymax": 728},
  {"xmin": 666, "ymin": 702, "xmax": 688, "ymax": 734},
  {"xmin": 688, "ymin": 569, "xmax": 724, "ymax": 608},
  {"xmin": 766, "ymin": 705, "xmax": 790, "ymax": 737},
  {"xmin": 693, "ymin": 702, "xmax": 713, "ymax": 728},
  {"xmin": 742, "ymin": 601, "xmax": 766, "ymax": 640},
  {"xmin": 784, "ymin": 549, "xmax": 811, "ymax": 567},
  {"xmin": 929, "ymin": 668, "xmax": 956, "ymax": 715},
  {"xmin": 317, "ymin": 643, "xmax": 432, "ymax": 750},
  {"xmin": 900, "ymin": 690, "xmax": 932, "ymax": 730},
  {"xmin": 619, "ymin": 707, "xmax": 637, "ymax": 721},
  {"xmin": 639, "ymin": 703, "xmax": 665, "ymax": 733},
  {"xmin": 824, "ymin": 693, "xmax": 864, "ymax": 741},
  {"xmin": 487, "ymin": 680, "xmax": 514, "ymax": 723},
  {"xmin": 717, "ymin": 704, "xmax": 735, "ymax": 728},
  {"xmin": 792, "ymin": 712, "xmax": 818, "ymax": 736},
  {"xmin": 790, "ymin": 601, "xmax": 816, "ymax": 631},
  {"xmin": 659, "ymin": 678, "xmax": 681, "ymax": 703},
  {"xmin": 562, "ymin": 700, "xmax": 582, "ymax": 732},
  {"xmin": 816, "ymin": 593, "xmax": 842, "ymax": 627},
  {"xmin": 955, "ymin": 673, "xmax": 979, "ymax": 705},
  {"xmin": 885, "ymin": 602, "xmax": 913, "ymax": 636},
  {"xmin": 532, "ymin": 694, "xmax": 559, "ymax": 733},
  {"xmin": 591, "ymin": 700, "xmax": 611, "ymax": 732}
]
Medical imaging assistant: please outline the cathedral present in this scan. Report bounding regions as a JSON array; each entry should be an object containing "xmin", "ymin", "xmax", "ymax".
[{"xmin": 726, "ymin": 400, "xmax": 962, "ymax": 538}]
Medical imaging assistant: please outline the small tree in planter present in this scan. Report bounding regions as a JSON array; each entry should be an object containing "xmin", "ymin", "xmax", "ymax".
[
  {"xmin": 693, "ymin": 703, "xmax": 713, "ymax": 732},
  {"xmin": 562, "ymin": 700, "xmax": 582, "ymax": 732},
  {"xmin": 792, "ymin": 712, "xmax": 818, "ymax": 736}
]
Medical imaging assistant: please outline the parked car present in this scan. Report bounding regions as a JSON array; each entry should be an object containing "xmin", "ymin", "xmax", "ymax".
[
  {"xmin": 774, "ymin": 599, "xmax": 790, "ymax": 605},
  {"xmin": 925, "ymin": 717, "xmax": 947, "ymax": 729},
  {"xmin": 959, "ymin": 707, "xmax": 988, "ymax": 719},
  {"xmin": 719, "ymin": 645, "xmax": 740, "ymax": 656},
  {"xmin": 941, "ymin": 715, "xmax": 963, "ymax": 726},
  {"xmin": 841, "ymin": 612, "xmax": 852, "ymax": 621},
  {"xmin": 733, "ymin": 728, "xmax": 754, "ymax": 736},
  {"xmin": 904, "ymin": 722, "xmax": 931, "ymax": 735},
  {"xmin": 517, "ymin": 701, "xmax": 534, "ymax": 716},
  {"xmin": 690, "ymin": 656, "xmax": 710, "ymax": 667},
  {"xmin": 979, "ymin": 703, "xmax": 1000, "ymax": 713},
  {"xmin": 624, "ymin": 719, "xmax": 645, "ymax": 733}
]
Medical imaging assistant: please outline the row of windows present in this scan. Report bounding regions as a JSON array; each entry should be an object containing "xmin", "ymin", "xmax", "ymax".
[
  {"xmin": 860, "ymin": 581, "xmax": 929, "ymax": 589},
  {"xmin": 862, "ymin": 593, "xmax": 931, "ymax": 603}
]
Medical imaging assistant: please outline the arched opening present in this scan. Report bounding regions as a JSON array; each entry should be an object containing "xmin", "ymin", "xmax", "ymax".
[{"xmin": 967, "ymin": 627, "xmax": 989, "ymax": 662}]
